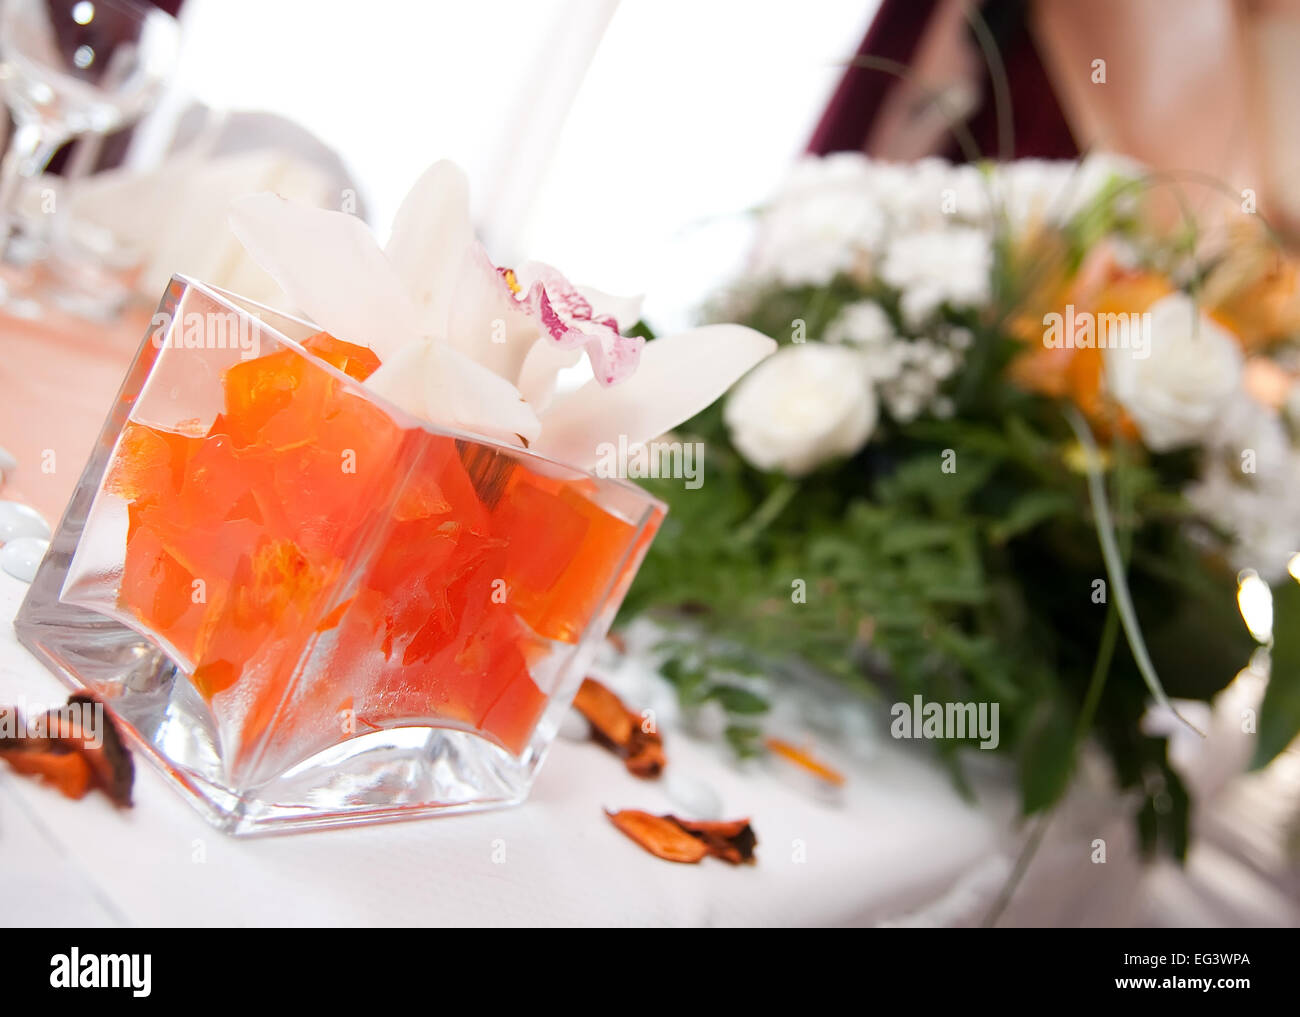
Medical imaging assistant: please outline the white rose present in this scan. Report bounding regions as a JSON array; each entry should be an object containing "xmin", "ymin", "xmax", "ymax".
[
  {"xmin": 1104, "ymin": 292, "xmax": 1243, "ymax": 452},
  {"xmin": 724, "ymin": 342, "xmax": 877, "ymax": 475}
]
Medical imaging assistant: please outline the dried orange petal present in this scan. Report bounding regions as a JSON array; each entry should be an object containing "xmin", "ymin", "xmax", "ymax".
[
  {"xmin": 0, "ymin": 695, "xmax": 134, "ymax": 806},
  {"xmin": 606, "ymin": 809, "xmax": 757, "ymax": 865},
  {"xmin": 0, "ymin": 747, "xmax": 93, "ymax": 800},
  {"xmin": 574, "ymin": 677, "xmax": 635, "ymax": 748},
  {"xmin": 574, "ymin": 678, "xmax": 665, "ymax": 778},
  {"xmin": 606, "ymin": 809, "xmax": 710, "ymax": 863},
  {"xmin": 675, "ymin": 817, "xmax": 758, "ymax": 864},
  {"xmin": 765, "ymin": 736, "xmax": 845, "ymax": 787}
]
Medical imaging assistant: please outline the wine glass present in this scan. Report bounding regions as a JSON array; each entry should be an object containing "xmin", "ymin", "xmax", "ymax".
[{"xmin": 0, "ymin": 0, "xmax": 179, "ymax": 314}]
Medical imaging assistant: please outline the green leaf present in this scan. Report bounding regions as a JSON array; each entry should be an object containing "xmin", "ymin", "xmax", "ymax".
[
  {"xmin": 659, "ymin": 657, "xmax": 710, "ymax": 706},
  {"xmin": 624, "ymin": 319, "xmax": 656, "ymax": 341},
  {"xmin": 988, "ymin": 490, "xmax": 1073, "ymax": 544},
  {"xmin": 1252, "ymin": 580, "xmax": 1300, "ymax": 768},
  {"xmin": 880, "ymin": 521, "xmax": 958, "ymax": 556},
  {"xmin": 707, "ymin": 685, "xmax": 769, "ymax": 715},
  {"xmin": 1018, "ymin": 698, "xmax": 1076, "ymax": 813},
  {"xmin": 725, "ymin": 723, "xmax": 764, "ymax": 758}
]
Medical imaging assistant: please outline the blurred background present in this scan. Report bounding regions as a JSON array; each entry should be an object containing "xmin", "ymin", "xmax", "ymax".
[
  {"xmin": 82, "ymin": 0, "xmax": 878, "ymax": 331},
  {"xmin": 13, "ymin": 0, "xmax": 1300, "ymax": 326}
]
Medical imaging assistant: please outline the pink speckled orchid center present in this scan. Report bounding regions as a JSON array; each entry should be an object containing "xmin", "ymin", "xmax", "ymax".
[{"xmin": 504, "ymin": 262, "xmax": 644, "ymax": 386}]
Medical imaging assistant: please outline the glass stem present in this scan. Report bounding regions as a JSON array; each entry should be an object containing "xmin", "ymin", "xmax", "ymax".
[
  {"xmin": 50, "ymin": 132, "xmax": 102, "ymax": 255},
  {"xmin": 0, "ymin": 120, "xmax": 65, "ymax": 263}
]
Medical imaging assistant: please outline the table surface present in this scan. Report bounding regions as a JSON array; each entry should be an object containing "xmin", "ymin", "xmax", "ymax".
[
  {"xmin": 0, "ymin": 564, "xmax": 1027, "ymax": 927},
  {"xmin": 1, "ymin": 305, "xmax": 149, "ymax": 526},
  {"xmin": 0, "ymin": 308, "xmax": 1162, "ymax": 927}
]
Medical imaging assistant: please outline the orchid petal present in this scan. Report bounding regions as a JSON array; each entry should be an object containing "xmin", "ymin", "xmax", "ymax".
[
  {"xmin": 578, "ymin": 283, "xmax": 645, "ymax": 334},
  {"xmin": 515, "ymin": 260, "xmax": 645, "ymax": 385},
  {"xmin": 363, "ymin": 339, "xmax": 430, "ymax": 419},
  {"xmin": 423, "ymin": 341, "xmax": 542, "ymax": 445},
  {"xmin": 515, "ymin": 261, "xmax": 621, "ymax": 328},
  {"xmin": 533, "ymin": 324, "xmax": 777, "ymax": 469},
  {"xmin": 229, "ymin": 193, "xmax": 421, "ymax": 360},
  {"xmin": 445, "ymin": 243, "xmax": 542, "ymax": 382},
  {"xmin": 365, "ymin": 337, "xmax": 541, "ymax": 446},
  {"xmin": 385, "ymin": 159, "xmax": 475, "ymax": 339},
  {"xmin": 517, "ymin": 337, "xmax": 583, "ymax": 414}
]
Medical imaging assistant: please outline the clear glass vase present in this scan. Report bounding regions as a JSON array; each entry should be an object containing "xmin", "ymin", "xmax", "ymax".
[{"xmin": 15, "ymin": 276, "xmax": 665, "ymax": 834}]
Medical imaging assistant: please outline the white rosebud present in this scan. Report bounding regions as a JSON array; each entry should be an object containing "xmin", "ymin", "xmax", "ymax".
[
  {"xmin": 725, "ymin": 343, "xmax": 877, "ymax": 475},
  {"xmin": 1105, "ymin": 293, "xmax": 1243, "ymax": 452}
]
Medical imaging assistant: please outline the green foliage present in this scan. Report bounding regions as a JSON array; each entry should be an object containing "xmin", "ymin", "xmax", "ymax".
[{"xmin": 619, "ymin": 256, "xmax": 1268, "ymax": 857}]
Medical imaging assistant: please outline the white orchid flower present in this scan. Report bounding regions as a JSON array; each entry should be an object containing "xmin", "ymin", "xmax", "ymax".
[{"xmin": 228, "ymin": 160, "xmax": 776, "ymax": 468}]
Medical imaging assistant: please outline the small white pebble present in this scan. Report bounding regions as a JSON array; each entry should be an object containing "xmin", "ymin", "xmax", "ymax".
[
  {"xmin": 1, "ymin": 536, "xmax": 48, "ymax": 582},
  {"xmin": 558, "ymin": 708, "xmax": 591, "ymax": 742},
  {"xmin": 0, "ymin": 500, "xmax": 50, "ymax": 543},
  {"xmin": 664, "ymin": 770, "xmax": 723, "ymax": 819},
  {"xmin": 0, "ymin": 445, "xmax": 15, "ymax": 473}
]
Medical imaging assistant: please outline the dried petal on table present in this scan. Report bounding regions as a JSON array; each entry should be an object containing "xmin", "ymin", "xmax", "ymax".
[
  {"xmin": 624, "ymin": 725, "xmax": 665, "ymax": 778},
  {"xmin": 675, "ymin": 817, "xmax": 759, "ymax": 864},
  {"xmin": 605, "ymin": 809, "xmax": 757, "ymax": 865},
  {"xmin": 0, "ymin": 694, "xmax": 134, "ymax": 806},
  {"xmin": 67, "ymin": 694, "xmax": 135, "ymax": 806},
  {"xmin": 606, "ymin": 809, "xmax": 709, "ymax": 863},
  {"xmin": 574, "ymin": 677, "xmax": 633, "ymax": 745},
  {"xmin": 764, "ymin": 736, "xmax": 846, "ymax": 787},
  {"xmin": 0, "ymin": 741, "xmax": 95, "ymax": 799},
  {"xmin": 574, "ymin": 677, "xmax": 665, "ymax": 778}
]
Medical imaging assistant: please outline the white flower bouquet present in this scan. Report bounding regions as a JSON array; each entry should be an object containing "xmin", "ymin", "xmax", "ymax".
[{"xmin": 621, "ymin": 151, "xmax": 1300, "ymax": 854}]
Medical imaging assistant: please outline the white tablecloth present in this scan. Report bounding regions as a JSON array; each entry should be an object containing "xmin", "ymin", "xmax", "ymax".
[{"xmin": 0, "ymin": 569, "xmax": 1150, "ymax": 927}]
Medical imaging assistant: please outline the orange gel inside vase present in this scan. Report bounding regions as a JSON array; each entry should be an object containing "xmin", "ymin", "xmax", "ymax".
[{"xmin": 103, "ymin": 333, "xmax": 635, "ymax": 780}]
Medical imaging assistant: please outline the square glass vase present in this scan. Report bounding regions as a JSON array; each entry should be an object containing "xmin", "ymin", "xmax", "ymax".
[{"xmin": 14, "ymin": 276, "xmax": 665, "ymax": 835}]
